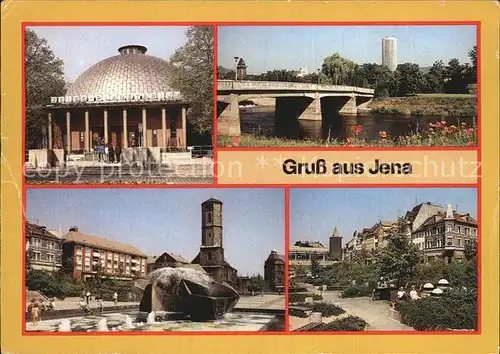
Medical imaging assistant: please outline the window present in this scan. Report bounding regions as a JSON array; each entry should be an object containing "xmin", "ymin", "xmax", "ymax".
[
  {"xmin": 446, "ymin": 226, "xmax": 452, "ymax": 232},
  {"xmin": 208, "ymin": 252, "xmax": 212, "ymax": 261},
  {"xmin": 207, "ymin": 212, "xmax": 212, "ymax": 223},
  {"xmin": 34, "ymin": 252, "xmax": 41, "ymax": 261}
]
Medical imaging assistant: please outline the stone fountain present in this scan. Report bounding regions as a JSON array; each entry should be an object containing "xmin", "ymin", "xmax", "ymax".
[
  {"xmin": 97, "ymin": 318, "xmax": 108, "ymax": 332},
  {"xmin": 58, "ymin": 319, "xmax": 71, "ymax": 332},
  {"xmin": 139, "ymin": 267, "xmax": 239, "ymax": 322}
]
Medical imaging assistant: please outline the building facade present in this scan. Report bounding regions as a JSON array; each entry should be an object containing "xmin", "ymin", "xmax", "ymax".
[
  {"xmin": 146, "ymin": 252, "xmax": 191, "ymax": 274},
  {"xmin": 289, "ymin": 240, "xmax": 335, "ymax": 275},
  {"xmin": 192, "ymin": 198, "xmax": 238, "ymax": 287},
  {"xmin": 26, "ymin": 221, "xmax": 63, "ymax": 271},
  {"xmin": 342, "ymin": 202, "xmax": 477, "ymax": 264},
  {"xmin": 31, "ymin": 45, "xmax": 193, "ymax": 167},
  {"xmin": 412, "ymin": 204, "xmax": 478, "ymax": 263},
  {"xmin": 382, "ymin": 37, "xmax": 397, "ymax": 72},
  {"xmin": 264, "ymin": 250, "xmax": 285, "ymax": 292},
  {"xmin": 62, "ymin": 226, "xmax": 147, "ymax": 281},
  {"xmin": 404, "ymin": 202, "xmax": 443, "ymax": 251}
]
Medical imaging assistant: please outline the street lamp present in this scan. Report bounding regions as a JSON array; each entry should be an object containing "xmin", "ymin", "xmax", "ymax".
[
  {"xmin": 317, "ymin": 68, "xmax": 320, "ymax": 85},
  {"xmin": 234, "ymin": 57, "xmax": 240, "ymax": 81}
]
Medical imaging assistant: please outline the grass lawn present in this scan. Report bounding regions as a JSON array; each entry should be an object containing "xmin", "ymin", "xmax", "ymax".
[{"xmin": 415, "ymin": 93, "xmax": 474, "ymax": 98}]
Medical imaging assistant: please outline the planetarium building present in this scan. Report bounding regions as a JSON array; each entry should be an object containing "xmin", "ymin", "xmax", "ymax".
[{"xmin": 33, "ymin": 45, "xmax": 193, "ymax": 167}]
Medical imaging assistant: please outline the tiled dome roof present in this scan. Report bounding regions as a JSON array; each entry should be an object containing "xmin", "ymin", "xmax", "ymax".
[{"xmin": 66, "ymin": 45, "xmax": 174, "ymax": 97}]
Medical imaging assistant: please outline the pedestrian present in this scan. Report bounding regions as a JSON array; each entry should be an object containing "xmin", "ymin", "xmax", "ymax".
[
  {"xmin": 98, "ymin": 298, "xmax": 104, "ymax": 316},
  {"xmin": 113, "ymin": 291, "xmax": 118, "ymax": 305},
  {"xmin": 104, "ymin": 145, "xmax": 109, "ymax": 163},
  {"xmin": 260, "ymin": 290, "xmax": 263, "ymax": 297},
  {"xmin": 86, "ymin": 291, "xmax": 91, "ymax": 305},
  {"xmin": 409, "ymin": 286, "xmax": 420, "ymax": 300},
  {"xmin": 397, "ymin": 287, "xmax": 409, "ymax": 301},
  {"xmin": 31, "ymin": 302, "xmax": 40, "ymax": 327}
]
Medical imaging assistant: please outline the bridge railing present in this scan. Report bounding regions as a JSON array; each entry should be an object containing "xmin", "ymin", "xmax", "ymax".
[{"xmin": 217, "ymin": 80, "xmax": 374, "ymax": 95}]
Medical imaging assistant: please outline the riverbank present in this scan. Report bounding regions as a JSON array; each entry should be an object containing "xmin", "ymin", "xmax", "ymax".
[
  {"xmin": 367, "ymin": 94, "xmax": 476, "ymax": 116},
  {"xmin": 219, "ymin": 125, "xmax": 477, "ymax": 147}
]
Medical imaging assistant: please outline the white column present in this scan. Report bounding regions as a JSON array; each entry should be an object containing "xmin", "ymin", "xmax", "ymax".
[
  {"xmin": 161, "ymin": 107, "xmax": 167, "ymax": 149},
  {"xmin": 47, "ymin": 113, "xmax": 53, "ymax": 149},
  {"xmin": 122, "ymin": 108, "xmax": 128, "ymax": 148},
  {"xmin": 181, "ymin": 106, "xmax": 187, "ymax": 148},
  {"xmin": 142, "ymin": 107, "xmax": 147, "ymax": 147},
  {"xmin": 84, "ymin": 110, "xmax": 89, "ymax": 152},
  {"xmin": 104, "ymin": 108, "xmax": 108, "ymax": 144},
  {"xmin": 66, "ymin": 111, "xmax": 71, "ymax": 152}
]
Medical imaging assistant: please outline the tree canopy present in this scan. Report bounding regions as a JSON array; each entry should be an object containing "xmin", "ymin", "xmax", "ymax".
[
  {"xmin": 25, "ymin": 28, "xmax": 66, "ymax": 149},
  {"xmin": 374, "ymin": 218, "xmax": 422, "ymax": 287},
  {"xmin": 168, "ymin": 26, "xmax": 214, "ymax": 135}
]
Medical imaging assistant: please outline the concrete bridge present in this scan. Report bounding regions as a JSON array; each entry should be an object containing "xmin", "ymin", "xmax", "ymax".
[{"xmin": 217, "ymin": 80, "xmax": 375, "ymax": 136}]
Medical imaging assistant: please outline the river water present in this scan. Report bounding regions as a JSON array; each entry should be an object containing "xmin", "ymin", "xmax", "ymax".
[{"xmin": 240, "ymin": 106, "xmax": 475, "ymax": 141}]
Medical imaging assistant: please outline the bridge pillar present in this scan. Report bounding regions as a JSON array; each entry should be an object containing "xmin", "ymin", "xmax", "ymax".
[
  {"xmin": 338, "ymin": 96, "xmax": 357, "ymax": 115},
  {"xmin": 217, "ymin": 94, "xmax": 241, "ymax": 136}
]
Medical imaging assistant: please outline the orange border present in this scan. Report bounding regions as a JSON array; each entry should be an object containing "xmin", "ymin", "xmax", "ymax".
[{"xmin": 21, "ymin": 21, "xmax": 481, "ymax": 336}]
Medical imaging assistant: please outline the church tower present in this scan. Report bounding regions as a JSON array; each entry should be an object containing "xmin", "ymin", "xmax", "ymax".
[
  {"xmin": 329, "ymin": 227, "xmax": 342, "ymax": 261},
  {"xmin": 200, "ymin": 198, "xmax": 225, "ymax": 279}
]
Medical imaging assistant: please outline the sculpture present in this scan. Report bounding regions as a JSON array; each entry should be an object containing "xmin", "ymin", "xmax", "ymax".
[{"xmin": 139, "ymin": 267, "xmax": 239, "ymax": 322}]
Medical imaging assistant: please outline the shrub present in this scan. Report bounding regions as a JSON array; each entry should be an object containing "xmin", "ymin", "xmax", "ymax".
[
  {"xmin": 341, "ymin": 284, "xmax": 372, "ymax": 298},
  {"xmin": 307, "ymin": 302, "xmax": 345, "ymax": 317},
  {"xmin": 288, "ymin": 293, "xmax": 308, "ymax": 303},
  {"xmin": 312, "ymin": 294, "xmax": 323, "ymax": 301},
  {"xmin": 397, "ymin": 289, "xmax": 477, "ymax": 331},
  {"xmin": 289, "ymin": 308, "xmax": 308, "ymax": 318},
  {"xmin": 311, "ymin": 316, "xmax": 368, "ymax": 331}
]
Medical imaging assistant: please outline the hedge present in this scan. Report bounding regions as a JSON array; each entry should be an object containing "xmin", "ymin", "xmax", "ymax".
[
  {"xmin": 341, "ymin": 284, "xmax": 372, "ymax": 298},
  {"xmin": 396, "ymin": 289, "xmax": 477, "ymax": 331}
]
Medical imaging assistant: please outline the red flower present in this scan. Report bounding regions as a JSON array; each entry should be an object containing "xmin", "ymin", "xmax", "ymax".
[
  {"xmin": 351, "ymin": 125, "xmax": 364, "ymax": 135},
  {"xmin": 379, "ymin": 131, "xmax": 388, "ymax": 139},
  {"xmin": 467, "ymin": 141, "xmax": 475, "ymax": 146},
  {"xmin": 466, "ymin": 128, "xmax": 475, "ymax": 137},
  {"xmin": 434, "ymin": 121, "xmax": 443, "ymax": 129},
  {"xmin": 346, "ymin": 137, "xmax": 353, "ymax": 144}
]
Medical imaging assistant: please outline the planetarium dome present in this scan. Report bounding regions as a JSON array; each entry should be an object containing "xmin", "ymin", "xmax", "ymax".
[{"xmin": 66, "ymin": 45, "xmax": 175, "ymax": 98}]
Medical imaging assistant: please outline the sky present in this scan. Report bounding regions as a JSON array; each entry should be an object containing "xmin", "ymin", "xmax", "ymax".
[
  {"xmin": 290, "ymin": 188, "xmax": 477, "ymax": 247},
  {"xmin": 29, "ymin": 26, "xmax": 190, "ymax": 82},
  {"xmin": 219, "ymin": 25, "xmax": 476, "ymax": 74},
  {"xmin": 27, "ymin": 188, "xmax": 284, "ymax": 276}
]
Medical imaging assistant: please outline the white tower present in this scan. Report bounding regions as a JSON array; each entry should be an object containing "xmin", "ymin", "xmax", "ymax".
[
  {"xmin": 445, "ymin": 204, "xmax": 454, "ymax": 219},
  {"xmin": 382, "ymin": 37, "xmax": 397, "ymax": 72}
]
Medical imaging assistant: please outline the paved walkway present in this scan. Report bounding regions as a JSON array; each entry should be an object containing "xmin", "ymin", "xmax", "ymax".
[
  {"xmin": 26, "ymin": 297, "xmax": 139, "ymax": 311},
  {"xmin": 235, "ymin": 294, "xmax": 285, "ymax": 310},
  {"xmin": 319, "ymin": 291, "xmax": 414, "ymax": 331}
]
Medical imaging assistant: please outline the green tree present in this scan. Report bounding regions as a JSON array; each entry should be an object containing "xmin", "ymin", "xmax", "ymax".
[
  {"xmin": 25, "ymin": 28, "xmax": 66, "ymax": 150},
  {"xmin": 423, "ymin": 60, "xmax": 446, "ymax": 93},
  {"xmin": 310, "ymin": 251, "xmax": 321, "ymax": 278},
  {"xmin": 294, "ymin": 265, "xmax": 308, "ymax": 278},
  {"xmin": 321, "ymin": 53, "xmax": 359, "ymax": 86},
  {"xmin": 374, "ymin": 218, "xmax": 422, "ymax": 287},
  {"xmin": 464, "ymin": 239, "xmax": 478, "ymax": 261},
  {"xmin": 393, "ymin": 63, "xmax": 424, "ymax": 96},
  {"xmin": 467, "ymin": 45, "xmax": 477, "ymax": 84},
  {"xmin": 60, "ymin": 256, "xmax": 74, "ymax": 275},
  {"xmin": 168, "ymin": 26, "xmax": 214, "ymax": 134},
  {"xmin": 444, "ymin": 58, "xmax": 468, "ymax": 93}
]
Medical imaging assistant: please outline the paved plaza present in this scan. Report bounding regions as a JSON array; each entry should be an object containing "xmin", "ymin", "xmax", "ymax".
[
  {"xmin": 290, "ymin": 290, "xmax": 414, "ymax": 331},
  {"xmin": 234, "ymin": 294, "xmax": 285, "ymax": 311}
]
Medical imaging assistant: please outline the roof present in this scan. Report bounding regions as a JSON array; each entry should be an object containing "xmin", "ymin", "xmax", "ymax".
[
  {"xmin": 290, "ymin": 245, "xmax": 329, "ymax": 254},
  {"xmin": 147, "ymin": 252, "xmax": 190, "ymax": 265},
  {"xmin": 63, "ymin": 231, "xmax": 146, "ymax": 257},
  {"xmin": 293, "ymin": 240, "xmax": 325, "ymax": 248},
  {"xmin": 404, "ymin": 202, "xmax": 441, "ymax": 220},
  {"xmin": 66, "ymin": 45, "xmax": 175, "ymax": 98},
  {"xmin": 26, "ymin": 222, "xmax": 61, "ymax": 241},
  {"xmin": 413, "ymin": 211, "xmax": 478, "ymax": 233},
  {"xmin": 202, "ymin": 197, "xmax": 223, "ymax": 205},
  {"xmin": 265, "ymin": 250, "xmax": 285, "ymax": 263}
]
